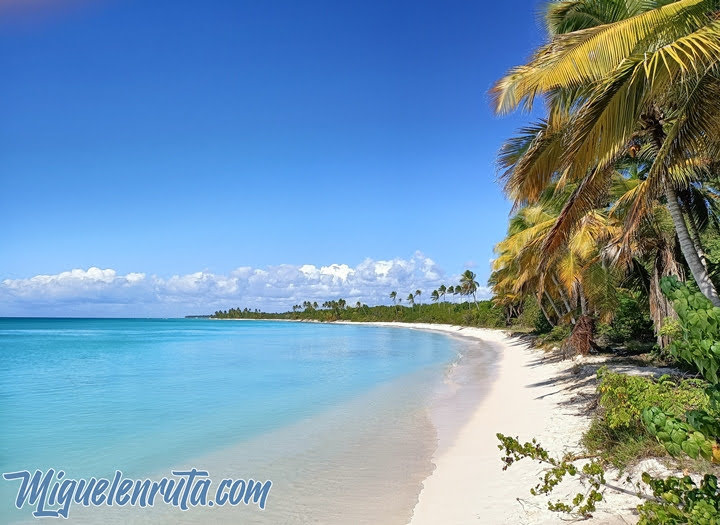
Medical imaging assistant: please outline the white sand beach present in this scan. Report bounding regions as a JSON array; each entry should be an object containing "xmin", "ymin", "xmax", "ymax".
[{"xmin": 347, "ymin": 322, "xmax": 646, "ymax": 525}]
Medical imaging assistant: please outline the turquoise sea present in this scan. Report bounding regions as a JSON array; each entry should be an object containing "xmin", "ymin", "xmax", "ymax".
[{"xmin": 0, "ymin": 318, "xmax": 472, "ymax": 523}]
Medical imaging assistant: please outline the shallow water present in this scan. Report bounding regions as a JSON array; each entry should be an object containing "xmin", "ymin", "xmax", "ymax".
[{"xmin": 0, "ymin": 318, "xmax": 487, "ymax": 523}]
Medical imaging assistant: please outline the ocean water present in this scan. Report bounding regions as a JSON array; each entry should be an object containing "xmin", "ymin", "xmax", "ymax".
[{"xmin": 0, "ymin": 318, "xmax": 472, "ymax": 523}]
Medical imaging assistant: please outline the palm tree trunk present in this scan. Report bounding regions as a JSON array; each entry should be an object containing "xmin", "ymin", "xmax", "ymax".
[
  {"xmin": 539, "ymin": 295, "xmax": 556, "ymax": 327},
  {"xmin": 544, "ymin": 291, "xmax": 562, "ymax": 320},
  {"xmin": 550, "ymin": 274, "xmax": 576, "ymax": 323},
  {"xmin": 685, "ymin": 205, "xmax": 708, "ymax": 270},
  {"xmin": 666, "ymin": 187, "xmax": 720, "ymax": 306},
  {"xmin": 578, "ymin": 283, "xmax": 588, "ymax": 316},
  {"xmin": 539, "ymin": 303, "xmax": 555, "ymax": 327},
  {"xmin": 650, "ymin": 252, "xmax": 680, "ymax": 349}
]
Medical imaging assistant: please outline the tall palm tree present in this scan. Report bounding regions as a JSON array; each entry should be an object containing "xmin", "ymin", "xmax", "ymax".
[
  {"xmin": 414, "ymin": 289, "xmax": 422, "ymax": 304},
  {"xmin": 456, "ymin": 282, "xmax": 465, "ymax": 303},
  {"xmin": 493, "ymin": 0, "xmax": 720, "ymax": 305},
  {"xmin": 460, "ymin": 270, "xmax": 481, "ymax": 310},
  {"xmin": 608, "ymin": 166, "xmax": 685, "ymax": 346},
  {"xmin": 389, "ymin": 291, "xmax": 397, "ymax": 305},
  {"xmin": 407, "ymin": 293, "xmax": 415, "ymax": 306},
  {"xmin": 496, "ymin": 122, "xmax": 695, "ymax": 343},
  {"xmin": 438, "ymin": 284, "xmax": 447, "ymax": 302},
  {"xmin": 431, "ymin": 289, "xmax": 440, "ymax": 303}
]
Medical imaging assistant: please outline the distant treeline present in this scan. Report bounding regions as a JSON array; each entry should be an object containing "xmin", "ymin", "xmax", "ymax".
[
  {"xmin": 210, "ymin": 270, "xmax": 521, "ymax": 328},
  {"xmin": 211, "ymin": 300, "xmax": 508, "ymax": 328}
]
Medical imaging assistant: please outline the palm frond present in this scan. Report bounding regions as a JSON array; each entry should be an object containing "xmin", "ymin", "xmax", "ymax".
[{"xmin": 492, "ymin": 0, "xmax": 712, "ymax": 113}]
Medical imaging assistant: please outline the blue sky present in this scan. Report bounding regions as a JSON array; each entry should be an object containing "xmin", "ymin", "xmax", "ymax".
[{"xmin": 1, "ymin": 0, "xmax": 545, "ymax": 315}]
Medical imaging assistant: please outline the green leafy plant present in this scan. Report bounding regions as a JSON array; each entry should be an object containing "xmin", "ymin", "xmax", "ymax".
[
  {"xmin": 642, "ymin": 277, "xmax": 720, "ymax": 461},
  {"xmin": 596, "ymin": 290, "xmax": 655, "ymax": 345},
  {"xmin": 538, "ymin": 324, "xmax": 571, "ymax": 345},
  {"xmin": 659, "ymin": 318, "xmax": 683, "ymax": 341},
  {"xmin": 582, "ymin": 369, "xmax": 708, "ymax": 468},
  {"xmin": 642, "ymin": 407, "xmax": 714, "ymax": 460},
  {"xmin": 497, "ymin": 434, "xmax": 605, "ymax": 518},
  {"xmin": 637, "ymin": 474, "xmax": 720, "ymax": 524},
  {"xmin": 660, "ymin": 277, "xmax": 720, "ymax": 383},
  {"xmin": 597, "ymin": 369, "xmax": 709, "ymax": 431}
]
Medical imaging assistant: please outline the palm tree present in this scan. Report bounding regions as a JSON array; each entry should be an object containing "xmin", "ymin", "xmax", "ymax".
[
  {"xmin": 456, "ymin": 282, "xmax": 465, "ymax": 303},
  {"xmin": 414, "ymin": 289, "xmax": 422, "ymax": 304},
  {"xmin": 438, "ymin": 284, "xmax": 447, "ymax": 302},
  {"xmin": 389, "ymin": 291, "xmax": 397, "ymax": 305},
  {"xmin": 491, "ymin": 202, "xmax": 572, "ymax": 324},
  {"xmin": 493, "ymin": 184, "xmax": 627, "ymax": 317},
  {"xmin": 492, "ymin": 0, "xmax": 720, "ymax": 305},
  {"xmin": 493, "ymin": 138, "xmax": 693, "ymax": 347},
  {"xmin": 431, "ymin": 289, "xmax": 440, "ymax": 303},
  {"xmin": 407, "ymin": 293, "xmax": 415, "ymax": 306},
  {"xmin": 460, "ymin": 270, "xmax": 480, "ymax": 310},
  {"xmin": 447, "ymin": 286, "xmax": 455, "ymax": 302},
  {"xmin": 608, "ymin": 167, "xmax": 685, "ymax": 346}
]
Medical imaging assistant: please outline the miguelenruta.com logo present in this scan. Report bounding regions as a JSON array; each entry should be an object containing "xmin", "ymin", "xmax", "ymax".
[{"xmin": 3, "ymin": 468, "xmax": 272, "ymax": 518}]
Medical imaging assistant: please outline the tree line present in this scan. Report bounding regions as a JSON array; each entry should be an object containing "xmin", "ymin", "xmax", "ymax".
[{"xmin": 211, "ymin": 271, "xmax": 504, "ymax": 325}]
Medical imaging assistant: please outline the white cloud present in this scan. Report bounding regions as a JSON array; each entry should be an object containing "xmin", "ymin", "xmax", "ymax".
[{"xmin": 0, "ymin": 253, "xmax": 491, "ymax": 317}]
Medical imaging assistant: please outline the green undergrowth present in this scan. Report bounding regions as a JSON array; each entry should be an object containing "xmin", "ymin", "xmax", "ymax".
[{"xmin": 583, "ymin": 368, "xmax": 712, "ymax": 470}]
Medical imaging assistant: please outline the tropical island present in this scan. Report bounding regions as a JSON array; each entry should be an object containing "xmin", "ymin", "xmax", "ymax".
[{"xmin": 206, "ymin": 0, "xmax": 720, "ymax": 522}]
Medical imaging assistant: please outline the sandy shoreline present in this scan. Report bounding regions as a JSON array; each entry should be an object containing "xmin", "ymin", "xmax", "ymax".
[{"xmin": 340, "ymin": 322, "xmax": 641, "ymax": 525}]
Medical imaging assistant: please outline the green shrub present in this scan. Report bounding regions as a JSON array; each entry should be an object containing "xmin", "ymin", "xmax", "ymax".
[
  {"xmin": 660, "ymin": 277, "xmax": 720, "ymax": 383},
  {"xmin": 596, "ymin": 290, "xmax": 654, "ymax": 345},
  {"xmin": 637, "ymin": 474, "xmax": 720, "ymax": 524},
  {"xmin": 513, "ymin": 295, "xmax": 547, "ymax": 332},
  {"xmin": 533, "ymin": 311, "xmax": 553, "ymax": 334},
  {"xmin": 659, "ymin": 317, "xmax": 683, "ymax": 341},
  {"xmin": 582, "ymin": 369, "xmax": 709, "ymax": 468},
  {"xmin": 582, "ymin": 419, "xmax": 665, "ymax": 470},
  {"xmin": 597, "ymin": 369, "xmax": 709, "ymax": 431},
  {"xmin": 465, "ymin": 302, "xmax": 506, "ymax": 328},
  {"xmin": 539, "ymin": 324, "xmax": 571, "ymax": 344}
]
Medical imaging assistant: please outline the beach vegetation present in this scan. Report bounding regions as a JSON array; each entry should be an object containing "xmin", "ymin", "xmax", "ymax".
[
  {"xmin": 459, "ymin": 270, "xmax": 481, "ymax": 310},
  {"xmin": 489, "ymin": 0, "xmax": 720, "ymax": 355},
  {"xmin": 498, "ymin": 276, "xmax": 720, "ymax": 522},
  {"xmin": 584, "ymin": 368, "xmax": 710, "ymax": 469},
  {"xmin": 492, "ymin": 0, "xmax": 720, "ymax": 520}
]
